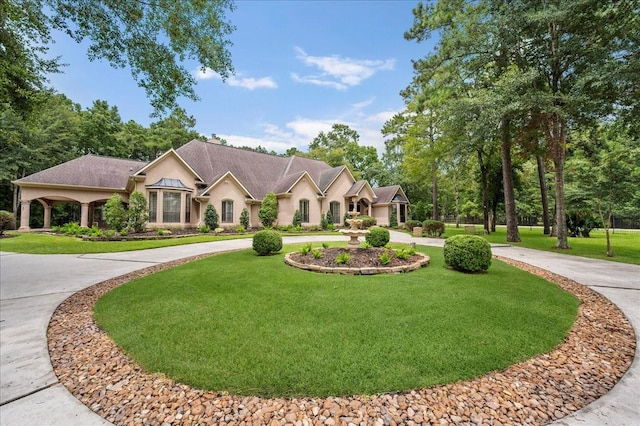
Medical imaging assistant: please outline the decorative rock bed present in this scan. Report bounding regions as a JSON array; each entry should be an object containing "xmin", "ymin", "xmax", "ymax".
[{"xmin": 47, "ymin": 254, "xmax": 635, "ymax": 426}]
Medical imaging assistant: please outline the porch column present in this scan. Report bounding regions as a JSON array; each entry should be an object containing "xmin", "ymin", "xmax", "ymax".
[
  {"xmin": 43, "ymin": 204, "xmax": 52, "ymax": 229},
  {"xmin": 368, "ymin": 202, "xmax": 372, "ymax": 217},
  {"xmin": 18, "ymin": 200, "xmax": 31, "ymax": 231},
  {"xmin": 80, "ymin": 203, "xmax": 89, "ymax": 228}
]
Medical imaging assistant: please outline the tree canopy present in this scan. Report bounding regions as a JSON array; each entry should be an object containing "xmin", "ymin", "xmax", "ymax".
[{"xmin": 1, "ymin": 0, "xmax": 236, "ymax": 116}]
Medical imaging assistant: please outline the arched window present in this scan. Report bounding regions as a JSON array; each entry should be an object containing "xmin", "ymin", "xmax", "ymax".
[
  {"xmin": 222, "ymin": 200, "xmax": 233, "ymax": 223},
  {"xmin": 299, "ymin": 199, "xmax": 310, "ymax": 223}
]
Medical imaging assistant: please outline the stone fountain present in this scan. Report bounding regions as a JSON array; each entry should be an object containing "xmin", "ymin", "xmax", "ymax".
[{"xmin": 340, "ymin": 211, "xmax": 369, "ymax": 249}]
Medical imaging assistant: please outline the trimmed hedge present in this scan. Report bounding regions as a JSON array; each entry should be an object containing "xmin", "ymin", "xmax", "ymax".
[
  {"xmin": 443, "ymin": 235, "xmax": 492, "ymax": 273},
  {"xmin": 252, "ymin": 230, "xmax": 283, "ymax": 256},
  {"xmin": 423, "ymin": 220, "xmax": 445, "ymax": 237},
  {"xmin": 404, "ymin": 220, "xmax": 422, "ymax": 231},
  {"xmin": 365, "ymin": 226, "xmax": 390, "ymax": 247}
]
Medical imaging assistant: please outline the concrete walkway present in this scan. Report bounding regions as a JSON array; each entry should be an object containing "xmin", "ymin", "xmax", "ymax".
[{"xmin": 0, "ymin": 232, "xmax": 638, "ymax": 425}]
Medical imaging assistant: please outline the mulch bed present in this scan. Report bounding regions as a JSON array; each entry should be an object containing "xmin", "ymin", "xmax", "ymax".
[
  {"xmin": 288, "ymin": 247, "xmax": 419, "ymax": 269},
  {"xmin": 47, "ymin": 254, "xmax": 635, "ymax": 426}
]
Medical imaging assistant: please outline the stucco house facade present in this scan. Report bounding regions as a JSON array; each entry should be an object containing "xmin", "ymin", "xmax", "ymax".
[{"xmin": 14, "ymin": 139, "xmax": 410, "ymax": 231}]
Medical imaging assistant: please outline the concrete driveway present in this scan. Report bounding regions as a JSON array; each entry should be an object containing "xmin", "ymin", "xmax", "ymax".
[{"xmin": 0, "ymin": 232, "xmax": 638, "ymax": 425}]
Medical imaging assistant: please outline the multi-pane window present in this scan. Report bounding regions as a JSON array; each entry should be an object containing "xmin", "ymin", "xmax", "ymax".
[
  {"xmin": 329, "ymin": 201, "xmax": 340, "ymax": 224},
  {"xmin": 162, "ymin": 192, "xmax": 181, "ymax": 223},
  {"xmin": 300, "ymin": 199, "xmax": 310, "ymax": 223},
  {"xmin": 148, "ymin": 191, "xmax": 157, "ymax": 222},
  {"xmin": 222, "ymin": 200, "xmax": 233, "ymax": 223}
]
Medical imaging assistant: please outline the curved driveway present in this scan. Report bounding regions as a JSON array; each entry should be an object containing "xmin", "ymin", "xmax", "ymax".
[{"xmin": 0, "ymin": 232, "xmax": 638, "ymax": 425}]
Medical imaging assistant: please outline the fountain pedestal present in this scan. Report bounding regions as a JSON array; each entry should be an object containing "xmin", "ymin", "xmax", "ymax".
[{"xmin": 340, "ymin": 211, "xmax": 369, "ymax": 249}]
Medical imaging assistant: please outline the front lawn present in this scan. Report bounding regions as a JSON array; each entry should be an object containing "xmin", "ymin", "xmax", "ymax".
[
  {"xmin": 0, "ymin": 232, "xmax": 251, "ymax": 254},
  {"xmin": 444, "ymin": 226, "xmax": 640, "ymax": 265},
  {"xmin": 95, "ymin": 244, "xmax": 579, "ymax": 398}
]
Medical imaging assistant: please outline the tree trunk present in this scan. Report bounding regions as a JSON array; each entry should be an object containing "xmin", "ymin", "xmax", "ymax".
[
  {"xmin": 547, "ymin": 113, "xmax": 569, "ymax": 249},
  {"xmin": 478, "ymin": 150, "xmax": 490, "ymax": 234},
  {"xmin": 454, "ymin": 175, "xmax": 460, "ymax": 228},
  {"xmin": 501, "ymin": 117, "xmax": 521, "ymax": 242},
  {"xmin": 605, "ymin": 211, "xmax": 612, "ymax": 257},
  {"xmin": 536, "ymin": 154, "xmax": 551, "ymax": 235},
  {"xmin": 431, "ymin": 161, "xmax": 438, "ymax": 220}
]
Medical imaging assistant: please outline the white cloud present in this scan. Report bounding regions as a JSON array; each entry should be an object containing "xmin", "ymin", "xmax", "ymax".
[
  {"xmin": 194, "ymin": 68, "xmax": 220, "ymax": 80},
  {"xmin": 208, "ymin": 109, "xmax": 399, "ymax": 157},
  {"xmin": 228, "ymin": 75, "xmax": 277, "ymax": 90},
  {"xmin": 352, "ymin": 97, "xmax": 376, "ymax": 109},
  {"xmin": 291, "ymin": 73, "xmax": 347, "ymax": 91},
  {"xmin": 366, "ymin": 110, "xmax": 398, "ymax": 123},
  {"xmin": 194, "ymin": 68, "xmax": 277, "ymax": 90},
  {"xmin": 293, "ymin": 47, "xmax": 395, "ymax": 90}
]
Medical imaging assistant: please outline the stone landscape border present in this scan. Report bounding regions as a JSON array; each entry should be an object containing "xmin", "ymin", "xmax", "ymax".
[
  {"xmin": 47, "ymin": 252, "xmax": 636, "ymax": 425},
  {"xmin": 284, "ymin": 252, "xmax": 430, "ymax": 274}
]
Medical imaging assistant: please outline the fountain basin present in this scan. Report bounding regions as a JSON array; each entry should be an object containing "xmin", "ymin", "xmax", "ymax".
[{"xmin": 339, "ymin": 229, "xmax": 369, "ymax": 249}]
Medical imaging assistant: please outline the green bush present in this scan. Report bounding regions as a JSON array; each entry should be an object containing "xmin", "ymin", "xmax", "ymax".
[
  {"xmin": 127, "ymin": 191, "xmax": 149, "ymax": 233},
  {"xmin": 325, "ymin": 210, "xmax": 333, "ymax": 225},
  {"xmin": 252, "ymin": 230, "xmax": 283, "ymax": 256},
  {"xmin": 240, "ymin": 208, "xmax": 250, "ymax": 229},
  {"xmin": 259, "ymin": 192, "xmax": 278, "ymax": 227},
  {"xmin": 335, "ymin": 251, "xmax": 350, "ymax": 264},
  {"xmin": 379, "ymin": 250, "xmax": 392, "ymax": 265},
  {"xmin": 443, "ymin": 235, "xmax": 492, "ymax": 273},
  {"xmin": 0, "ymin": 210, "xmax": 16, "ymax": 235},
  {"xmin": 55, "ymin": 222, "xmax": 84, "ymax": 235},
  {"xmin": 365, "ymin": 226, "xmax": 390, "ymax": 247},
  {"xmin": 198, "ymin": 225, "xmax": 211, "ymax": 233},
  {"xmin": 320, "ymin": 215, "xmax": 328, "ymax": 230},
  {"xmin": 404, "ymin": 220, "xmax": 422, "ymax": 231},
  {"xmin": 105, "ymin": 193, "xmax": 127, "ymax": 231},
  {"xmin": 292, "ymin": 209, "xmax": 302, "ymax": 227},
  {"xmin": 423, "ymin": 219, "xmax": 445, "ymax": 237},
  {"xmin": 204, "ymin": 205, "xmax": 219, "ymax": 229},
  {"xmin": 235, "ymin": 225, "xmax": 246, "ymax": 233},
  {"xmin": 361, "ymin": 215, "xmax": 377, "ymax": 228},
  {"xmin": 390, "ymin": 210, "xmax": 398, "ymax": 228}
]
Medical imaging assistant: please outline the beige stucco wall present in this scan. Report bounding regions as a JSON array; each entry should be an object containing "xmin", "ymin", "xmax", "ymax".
[
  {"xmin": 20, "ymin": 185, "xmax": 127, "ymax": 204},
  {"xmin": 321, "ymin": 171, "xmax": 355, "ymax": 226},
  {"xmin": 134, "ymin": 153, "xmax": 199, "ymax": 229},
  {"xmin": 373, "ymin": 204, "xmax": 391, "ymax": 227},
  {"xmin": 278, "ymin": 178, "xmax": 322, "ymax": 226},
  {"xmin": 204, "ymin": 177, "xmax": 249, "ymax": 227}
]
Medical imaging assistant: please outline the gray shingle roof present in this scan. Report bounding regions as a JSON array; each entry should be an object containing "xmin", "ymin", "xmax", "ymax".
[
  {"xmin": 176, "ymin": 140, "xmax": 335, "ymax": 200},
  {"xmin": 14, "ymin": 155, "xmax": 146, "ymax": 189},
  {"xmin": 345, "ymin": 180, "xmax": 368, "ymax": 197},
  {"xmin": 373, "ymin": 185, "xmax": 405, "ymax": 204},
  {"xmin": 318, "ymin": 166, "xmax": 347, "ymax": 192}
]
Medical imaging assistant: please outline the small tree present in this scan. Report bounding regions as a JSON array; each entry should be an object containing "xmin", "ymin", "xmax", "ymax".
[
  {"xmin": 259, "ymin": 192, "xmax": 278, "ymax": 227},
  {"xmin": 292, "ymin": 209, "xmax": 302, "ymax": 227},
  {"xmin": 240, "ymin": 207, "xmax": 250, "ymax": 229},
  {"xmin": 390, "ymin": 210, "xmax": 398, "ymax": 228},
  {"xmin": 0, "ymin": 210, "xmax": 16, "ymax": 236},
  {"xmin": 325, "ymin": 210, "xmax": 333, "ymax": 225},
  {"xmin": 204, "ymin": 205, "xmax": 219, "ymax": 229},
  {"xmin": 104, "ymin": 194, "xmax": 127, "ymax": 231},
  {"xmin": 127, "ymin": 191, "xmax": 149, "ymax": 233}
]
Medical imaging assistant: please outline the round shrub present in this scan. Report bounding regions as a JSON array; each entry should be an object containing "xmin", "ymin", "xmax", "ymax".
[
  {"xmin": 443, "ymin": 235, "xmax": 492, "ymax": 273},
  {"xmin": 365, "ymin": 226, "xmax": 390, "ymax": 248},
  {"xmin": 0, "ymin": 210, "xmax": 16, "ymax": 235},
  {"xmin": 252, "ymin": 230, "xmax": 283, "ymax": 256}
]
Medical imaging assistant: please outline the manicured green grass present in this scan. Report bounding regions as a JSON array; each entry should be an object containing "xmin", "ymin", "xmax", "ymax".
[
  {"xmin": 95, "ymin": 244, "xmax": 579, "ymax": 398},
  {"xmin": 0, "ymin": 232, "xmax": 250, "ymax": 254},
  {"xmin": 0, "ymin": 231, "xmax": 339, "ymax": 254},
  {"xmin": 444, "ymin": 226, "xmax": 640, "ymax": 265}
]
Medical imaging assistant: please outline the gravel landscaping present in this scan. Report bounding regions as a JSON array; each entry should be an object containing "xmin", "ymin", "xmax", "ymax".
[{"xmin": 47, "ymin": 254, "xmax": 635, "ymax": 426}]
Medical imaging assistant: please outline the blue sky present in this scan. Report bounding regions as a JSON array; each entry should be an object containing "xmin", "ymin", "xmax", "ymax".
[{"xmin": 47, "ymin": 1, "xmax": 437, "ymax": 155}]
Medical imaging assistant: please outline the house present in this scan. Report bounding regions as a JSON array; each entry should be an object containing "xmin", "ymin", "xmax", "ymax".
[{"xmin": 14, "ymin": 139, "xmax": 410, "ymax": 231}]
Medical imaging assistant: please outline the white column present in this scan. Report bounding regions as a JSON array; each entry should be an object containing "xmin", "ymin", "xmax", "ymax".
[
  {"xmin": 19, "ymin": 200, "xmax": 31, "ymax": 231},
  {"xmin": 80, "ymin": 203, "xmax": 89, "ymax": 228},
  {"xmin": 43, "ymin": 204, "xmax": 52, "ymax": 229}
]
